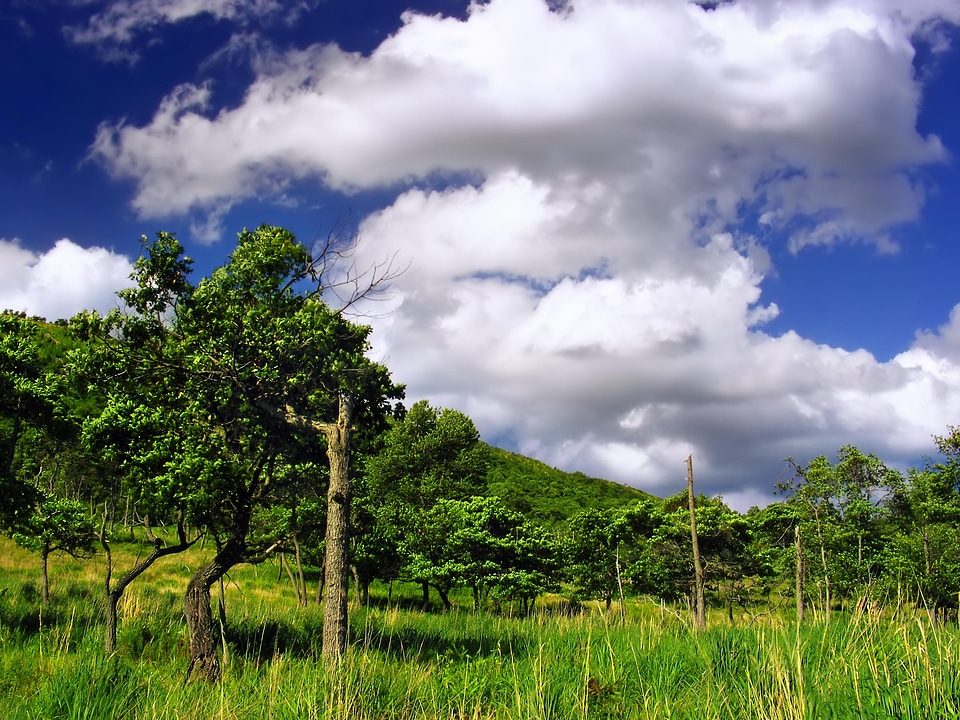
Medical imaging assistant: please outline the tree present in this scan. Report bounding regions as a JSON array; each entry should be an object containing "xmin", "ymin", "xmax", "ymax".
[
  {"xmin": 364, "ymin": 400, "xmax": 489, "ymax": 606},
  {"xmin": 780, "ymin": 447, "xmax": 895, "ymax": 619},
  {"xmin": 0, "ymin": 312, "xmax": 70, "ymax": 530},
  {"xmin": 11, "ymin": 496, "xmax": 95, "ymax": 604},
  {"xmin": 883, "ymin": 429, "xmax": 960, "ymax": 624},
  {"xmin": 77, "ymin": 226, "xmax": 401, "ymax": 678},
  {"xmin": 566, "ymin": 507, "xmax": 632, "ymax": 611},
  {"xmin": 400, "ymin": 496, "xmax": 559, "ymax": 613},
  {"xmin": 1, "ymin": 312, "xmax": 100, "ymax": 603},
  {"xmin": 686, "ymin": 456, "xmax": 706, "ymax": 629},
  {"xmin": 77, "ymin": 395, "xmax": 198, "ymax": 653}
]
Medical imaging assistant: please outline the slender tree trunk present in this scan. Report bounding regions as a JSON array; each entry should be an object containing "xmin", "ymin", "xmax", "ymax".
[
  {"xmin": 812, "ymin": 507, "xmax": 831, "ymax": 623},
  {"xmin": 795, "ymin": 524, "xmax": 805, "ymax": 623},
  {"xmin": 615, "ymin": 546, "xmax": 626, "ymax": 624},
  {"xmin": 281, "ymin": 553, "xmax": 303, "ymax": 605},
  {"xmin": 40, "ymin": 547, "xmax": 51, "ymax": 606},
  {"xmin": 687, "ymin": 455, "xmax": 706, "ymax": 630},
  {"xmin": 421, "ymin": 581, "xmax": 431, "ymax": 610},
  {"xmin": 105, "ymin": 592, "xmax": 120, "ymax": 653},
  {"xmin": 322, "ymin": 395, "xmax": 354, "ymax": 666},
  {"xmin": 144, "ymin": 515, "xmax": 156, "ymax": 543},
  {"xmin": 315, "ymin": 567, "xmax": 325, "ymax": 605},
  {"xmin": 292, "ymin": 535, "xmax": 308, "ymax": 608},
  {"xmin": 923, "ymin": 532, "xmax": 938, "ymax": 626},
  {"xmin": 101, "ymin": 518, "xmax": 193, "ymax": 655},
  {"xmin": 184, "ymin": 542, "xmax": 244, "ymax": 683},
  {"xmin": 124, "ymin": 495, "xmax": 133, "ymax": 541}
]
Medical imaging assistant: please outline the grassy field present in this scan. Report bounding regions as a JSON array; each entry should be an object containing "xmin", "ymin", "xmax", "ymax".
[{"xmin": 1, "ymin": 536, "xmax": 959, "ymax": 719}]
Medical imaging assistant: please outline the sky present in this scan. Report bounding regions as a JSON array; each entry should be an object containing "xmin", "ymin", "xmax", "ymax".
[{"xmin": 3, "ymin": 0, "xmax": 960, "ymax": 509}]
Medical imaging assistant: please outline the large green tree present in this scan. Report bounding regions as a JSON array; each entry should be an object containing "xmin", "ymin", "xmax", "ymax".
[{"xmin": 78, "ymin": 226, "xmax": 400, "ymax": 678}]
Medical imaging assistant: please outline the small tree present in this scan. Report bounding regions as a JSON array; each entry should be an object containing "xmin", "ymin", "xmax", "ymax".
[
  {"xmin": 365, "ymin": 401, "xmax": 489, "ymax": 606},
  {"xmin": 12, "ymin": 496, "xmax": 95, "ymax": 604}
]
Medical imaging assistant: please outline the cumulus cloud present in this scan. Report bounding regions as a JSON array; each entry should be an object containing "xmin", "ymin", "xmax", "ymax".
[
  {"xmin": 0, "ymin": 238, "xmax": 133, "ymax": 320},
  {"xmin": 91, "ymin": 0, "xmax": 947, "ymax": 248},
  {"xmin": 354, "ymin": 177, "xmax": 960, "ymax": 507},
  {"xmin": 85, "ymin": 0, "xmax": 960, "ymax": 507}
]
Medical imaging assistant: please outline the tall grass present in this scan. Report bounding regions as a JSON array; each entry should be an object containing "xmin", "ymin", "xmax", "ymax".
[{"xmin": 1, "ymin": 537, "xmax": 958, "ymax": 719}]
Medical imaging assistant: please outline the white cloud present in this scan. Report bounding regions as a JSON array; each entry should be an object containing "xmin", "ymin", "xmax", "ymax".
[
  {"xmin": 86, "ymin": 0, "xmax": 960, "ymax": 508},
  {"xmin": 91, "ymin": 0, "xmax": 947, "ymax": 249},
  {"xmin": 0, "ymin": 238, "xmax": 134, "ymax": 320},
  {"xmin": 65, "ymin": 0, "xmax": 313, "ymax": 61},
  {"xmin": 352, "ymin": 172, "xmax": 960, "ymax": 510}
]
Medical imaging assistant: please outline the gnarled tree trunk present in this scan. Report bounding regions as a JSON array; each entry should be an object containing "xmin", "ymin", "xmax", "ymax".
[
  {"xmin": 102, "ymin": 518, "xmax": 194, "ymax": 655},
  {"xmin": 184, "ymin": 541, "xmax": 244, "ymax": 682}
]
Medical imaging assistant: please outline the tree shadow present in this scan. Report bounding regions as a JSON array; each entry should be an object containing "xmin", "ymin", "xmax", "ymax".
[
  {"xmin": 225, "ymin": 613, "xmax": 532, "ymax": 665},
  {"xmin": 353, "ymin": 622, "xmax": 532, "ymax": 664}
]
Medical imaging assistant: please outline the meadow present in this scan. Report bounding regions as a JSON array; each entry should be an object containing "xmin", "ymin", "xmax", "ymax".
[{"xmin": 1, "ymin": 537, "xmax": 958, "ymax": 720}]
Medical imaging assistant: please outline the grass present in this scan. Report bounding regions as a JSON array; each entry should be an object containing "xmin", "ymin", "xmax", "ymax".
[{"xmin": 1, "ymin": 536, "xmax": 959, "ymax": 719}]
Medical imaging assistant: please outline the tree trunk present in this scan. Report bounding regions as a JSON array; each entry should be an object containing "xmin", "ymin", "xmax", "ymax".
[
  {"xmin": 349, "ymin": 564, "xmax": 370, "ymax": 607},
  {"xmin": 687, "ymin": 455, "xmax": 706, "ymax": 630},
  {"xmin": 795, "ymin": 524, "xmax": 805, "ymax": 623},
  {"xmin": 40, "ymin": 547, "xmax": 51, "ymax": 606},
  {"xmin": 436, "ymin": 585, "xmax": 452, "ymax": 612},
  {"xmin": 293, "ymin": 535, "xmax": 308, "ymax": 608},
  {"xmin": 281, "ymin": 553, "xmax": 302, "ymax": 605},
  {"xmin": 923, "ymin": 532, "xmax": 938, "ymax": 626},
  {"xmin": 315, "ymin": 567, "xmax": 325, "ymax": 605},
  {"xmin": 184, "ymin": 542, "xmax": 243, "ymax": 683},
  {"xmin": 101, "ymin": 518, "xmax": 193, "ymax": 655},
  {"xmin": 105, "ymin": 591, "xmax": 120, "ymax": 654},
  {"xmin": 321, "ymin": 394, "xmax": 354, "ymax": 666},
  {"xmin": 421, "ymin": 581, "xmax": 431, "ymax": 610}
]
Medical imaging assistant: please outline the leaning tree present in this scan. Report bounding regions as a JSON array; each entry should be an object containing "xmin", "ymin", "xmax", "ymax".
[{"xmin": 77, "ymin": 225, "xmax": 401, "ymax": 679}]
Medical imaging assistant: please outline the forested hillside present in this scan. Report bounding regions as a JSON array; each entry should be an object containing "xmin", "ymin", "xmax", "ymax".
[{"xmin": 486, "ymin": 446, "xmax": 650, "ymax": 525}]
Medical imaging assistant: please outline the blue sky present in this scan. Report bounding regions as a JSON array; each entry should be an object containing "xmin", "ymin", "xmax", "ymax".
[{"xmin": 3, "ymin": 0, "xmax": 960, "ymax": 508}]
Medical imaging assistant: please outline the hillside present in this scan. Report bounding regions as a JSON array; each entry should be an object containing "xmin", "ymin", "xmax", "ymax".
[{"xmin": 485, "ymin": 445, "xmax": 651, "ymax": 526}]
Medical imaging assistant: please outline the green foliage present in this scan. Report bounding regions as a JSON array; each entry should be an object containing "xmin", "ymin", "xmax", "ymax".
[
  {"xmin": 10, "ymin": 496, "xmax": 94, "ymax": 559},
  {"xmin": 0, "ymin": 311, "xmax": 78, "ymax": 529},
  {"xmin": 778, "ymin": 446, "xmax": 900, "ymax": 610},
  {"xmin": 362, "ymin": 400, "xmax": 490, "ymax": 593},
  {"xmin": 76, "ymin": 226, "xmax": 400, "ymax": 550},
  {"xmin": 486, "ymin": 446, "xmax": 649, "ymax": 526},
  {"xmin": 366, "ymin": 400, "xmax": 490, "ymax": 509},
  {"xmin": 402, "ymin": 496, "xmax": 560, "ymax": 611}
]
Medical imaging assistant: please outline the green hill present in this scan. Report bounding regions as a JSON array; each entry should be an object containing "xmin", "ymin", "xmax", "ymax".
[{"xmin": 485, "ymin": 445, "xmax": 651, "ymax": 526}]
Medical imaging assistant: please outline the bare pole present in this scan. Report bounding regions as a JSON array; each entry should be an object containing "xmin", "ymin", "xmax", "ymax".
[{"xmin": 687, "ymin": 455, "xmax": 706, "ymax": 630}]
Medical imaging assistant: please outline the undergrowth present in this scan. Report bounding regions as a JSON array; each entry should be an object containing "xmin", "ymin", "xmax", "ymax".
[{"xmin": 1, "ymin": 537, "xmax": 958, "ymax": 719}]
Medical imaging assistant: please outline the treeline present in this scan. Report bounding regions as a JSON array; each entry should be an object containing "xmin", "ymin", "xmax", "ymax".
[{"xmin": 2, "ymin": 226, "xmax": 959, "ymax": 684}]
